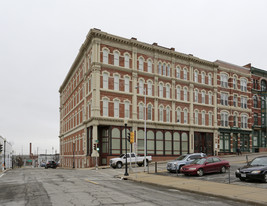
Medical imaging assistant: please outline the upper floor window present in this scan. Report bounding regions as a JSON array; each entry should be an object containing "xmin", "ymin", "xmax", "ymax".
[
  {"xmin": 114, "ymin": 51, "xmax": 119, "ymax": 66},
  {"xmin": 233, "ymin": 77, "xmax": 237, "ymax": 89},
  {"xmin": 114, "ymin": 75, "xmax": 119, "ymax": 91},
  {"xmin": 261, "ymin": 80, "xmax": 267, "ymax": 91},
  {"xmin": 254, "ymin": 113, "xmax": 258, "ymax": 125},
  {"xmin": 138, "ymin": 58, "xmax": 144, "ymax": 71},
  {"xmin": 139, "ymin": 79, "xmax": 144, "ymax": 94},
  {"xmin": 159, "ymin": 106, "xmax": 163, "ymax": 121},
  {"xmin": 233, "ymin": 114, "xmax": 238, "ymax": 127},
  {"xmin": 114, "ymin": 100, "xmax": 119, "ymax": 118},
  {"xmin": 221, "ymin": 112, "xmax": 229, "ymax": 127},
  {"xmin": 208, "ymin": 92, "xmax": 212, "ymax": 104},
  {"xmin": 103, "ymin": 49, "xmax": 109, "ymax": 64},
  {"xmin": 220, "ymin": 93, "xmax": 228, "ymax": 106},
  {"xmin": 148, "ymin": 104, "xmax": 152, "ymax": 120},
  {"xmin": 103, "ymin": 98, "xmax": 108, "ymax": 117},
  {"xmin": 177, "ymin": 87, "xmax": 181, "ymax": 100},
  {"xmin": 241, "ymin": 97, "xmax": 247, "ymax": 109},
  {"xmin": 194, "ymin": 111, "xmax": 199, "ymax": 125},
  {"xmin": 147, "ymin": 81, "xmax": 152, "ymax": 96},
  {"xmin": 167, "ymin": 65, "xmax": 170, "ymax": 77},
  {"xmin": 184, "ymin": 88, "xmax": 188, "ymax": 101},
  {"xmin": 166, "ymin": 85, "xmax": 170, "ymax": 99},
  {"xmin": 208, "ymin": 74, "xmax": 212, "ymax": 85},
  {"xmin": 241, "ymin": 115, "xmax": 248, "ymax": 128},
  {"xmin": 159, "ymin": 83, "xmax": 163, "ymax": 98},
  {"xmin": 240, "ymin": 78, "xmax": 247, "ymax": 92},
  {"xmin": 208, "ymin": 112, "xmax": 212, "ymax": 126},
  {"xmin": 202, "ymin": 91, "xmax": 205, "ymax": 104},
  {"xmin": 163, "ymin": 63, "xmax": 166, "ymax": 76},
  {"xmin": 194, "ymin": 70, "xmax": 198, "ymax": 82},
  {"xmin": 253, "ymin": 95, "xmax": 258, "ymax": 108},
  {"xmin": 166, "ymin": 107, "xmax": 170, "ymax": 122},
  {"xmin": 139, "ymin": 103, "xmax": 144, "ymax": 120},
  {"xmin": 158, "ymin": 62, "xmax": 162, "ymax": 75},
  {"xmin": 194, "ymin": 90, "xmax": 198, "ymax": 103},
  {"xmin": 202, "ymin": 111, "xmax": 205, "ymax": 125},
  {"xmin": 124, "ymin": 102, "xmax": 129, "ymax": 118},
  {"xmin": 201, "ymin": 73, "xmax": 205, "ymax": 84},
  {"xmin": 177, "ymin": 108, "xmax": 181, "ymax": 123},
  {"xmin": 184, "ymin": 109, "xmax": 188, "ymax": 124},
  {"xmin": 148, "ymin": 60, "xmax": 152, "ymax": 73},
  {"xmin": 233, "ymin": 95, "xmax": 237, "ymax": 107},
  {"xmin": 184, "ymin": 69, "xmax": 187, "ymax": 80},
  {"xmin": 220, "ymin": 74, "xmax": 228, "ymax": 88},
  {"xmin": 124, "ymin": 76, "xmax": 129, "ymax": 92},
  {"xmin": 103, "ymin": 73, "xmax": 108, "ymax": 89},
  {"xmin": 176, "ymin": 67, "xmax": 180, "ymax": 79},
  {"xmin": 124, "ymin": 54, "xmax": 129, "ymax": 68}
]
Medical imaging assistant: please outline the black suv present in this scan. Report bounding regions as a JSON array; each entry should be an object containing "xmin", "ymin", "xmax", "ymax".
[{"xmin": 45, "ymin": 161, "xmax": 57, "ymax": 169}]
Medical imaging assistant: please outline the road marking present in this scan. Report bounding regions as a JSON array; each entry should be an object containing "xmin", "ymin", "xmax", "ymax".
[
  {"xmin": 85, "ymin": 179, "xmax": 99, "ymax": 185},
  {"xmin": 0, "ymin": 174, "xmax": 4, "ymax": 178}
]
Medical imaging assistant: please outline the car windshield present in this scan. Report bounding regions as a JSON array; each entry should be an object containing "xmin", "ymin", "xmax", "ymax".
[
  {"xmin": 250, "ymin": 157, "xmax": 267, "ymax": 166},
  {"xmin": 176, "ymin": 155, "xmax": 187, "ymax": 161},
  {"xmin": 191, "ymin": 158, "xmax": 206, "ymax": 165},
  {"xmin": 119, "ymin": 154, "xmax": 125, "ymax": 158}
]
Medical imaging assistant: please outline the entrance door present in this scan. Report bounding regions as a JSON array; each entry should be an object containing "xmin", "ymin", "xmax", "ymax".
[
  {"xmin": 99, "ymin": 127, "xmax": 109, "ymax": 166},
  {"xmin": 194, "ymin": 132, "xmax": 213, "ymax": 155}
]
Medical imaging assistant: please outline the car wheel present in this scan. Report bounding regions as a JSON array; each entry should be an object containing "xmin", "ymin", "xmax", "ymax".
[
  {"xmin": 116, "ymin": 162, "xmax": 122, "ymax": 169},
  {"xmin": 143, "ymin": 159, "xmax": 149, "ymax": 167},
  {"xmin": 197, "ymin": 169, "xmax": 204, "ymax": 177},
  {"xmin": 137, "ymin": 163, "xmax": 143, "ymax": 167},
  {"xmin": 263, "ymin": 173, "xmax": 267, "ymax": 183},
  {"xmin": 239, "ymin": 177, "xmax": 246, "ymax": 181},
  {"xmin": 220, "ymin": 166, "xmax": 226, "ymax": 173}
]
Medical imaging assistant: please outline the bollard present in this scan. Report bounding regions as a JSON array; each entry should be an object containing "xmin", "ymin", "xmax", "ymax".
[
  {"xmin": 228, "ymin": 166, "xmax": 230, "ymax": 184},
  {"xmin": 155, "ymin": 162, "xmax": 157, "ymax": 173}
]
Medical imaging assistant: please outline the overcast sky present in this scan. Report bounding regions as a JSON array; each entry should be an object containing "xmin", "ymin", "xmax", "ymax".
[{"xmin": 1, "ymin": 0, "xmax": 267, "ymax": 155}]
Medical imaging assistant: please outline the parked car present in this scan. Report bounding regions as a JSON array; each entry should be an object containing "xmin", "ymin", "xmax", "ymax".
[
  {"xmin": 166, "ymin": 153, "xmax": 206, "ymax": 173},
  {"xmin": 235, "ymin": 156, "xmax": 267, "ymax": 183},
  {"xmin": 180, "ymin": 156, "xmax": 230, "ymax": 176},
  {"xmin": 40, "ymin": 162, "xmax": 46, "ymax": 167},
  {"xmin": 110, "ymin": 153, "xmax": 152, "ymax": 169},
  {"xmin": 45, "ymin": 161, "xmax": 57, "ymax": 169}
]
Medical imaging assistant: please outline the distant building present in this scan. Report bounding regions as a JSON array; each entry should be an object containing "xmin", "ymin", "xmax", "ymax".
[
  {"xmin": 0, "ymin": 136, "xmax": 13, "ymax": 170},
  {"xmin": 59, "ymin": 28, "xmax": 264, "ymax": 168}
]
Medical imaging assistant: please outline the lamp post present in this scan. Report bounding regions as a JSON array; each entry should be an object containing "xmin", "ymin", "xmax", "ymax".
[
  {"xmin": 73, "ymin": 140, "xmax": 75, "ymax": 169},
  {"xmin": 136, "ymin": 86, "xmax": 147, "ymax": 172},
  {"xmin": 124, "ymin": 119, "xmax": 129, "ymax": 176},
  {"xmin": 4, "ymin": 139, "xmax": 6, "ymax": 170}
]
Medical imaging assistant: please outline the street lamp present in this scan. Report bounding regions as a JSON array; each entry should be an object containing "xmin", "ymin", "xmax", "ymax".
[
  {"xmin": 124, "ymin": 119, "xmax": 129, "ymax": 176},
  {"xmin": 73, "ymin": 139, "xmax": 75, "ymax": 169},
  {"xmin": 135, "ymin": 85, "xmax": 147, "ymax": 172},
  {"xmin": 262, "ymin": 97, "xmax": 267, "ymax": 148},
  {"xmin": 4, "ymin": 139, "xmax": 6, "ymax": 170}
]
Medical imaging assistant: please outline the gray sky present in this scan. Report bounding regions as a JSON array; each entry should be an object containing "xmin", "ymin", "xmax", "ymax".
[{"xmin": 1, "ymin": 0, "xmax": 267, "ymax": 155}]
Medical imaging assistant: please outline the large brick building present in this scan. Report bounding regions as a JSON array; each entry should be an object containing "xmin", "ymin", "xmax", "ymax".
[{"xmin": 59, "ymin": 29, "xmax": 265, "ymax": 168}]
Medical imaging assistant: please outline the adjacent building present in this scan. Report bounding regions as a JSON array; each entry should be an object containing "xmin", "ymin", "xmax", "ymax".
[
  {"xmin": 59, "ymin": 29, "xmax": 266, "ymax": 168},
  {"xmin": 0, "ymin": 136, "xmax": 13, "ymax": 170}
]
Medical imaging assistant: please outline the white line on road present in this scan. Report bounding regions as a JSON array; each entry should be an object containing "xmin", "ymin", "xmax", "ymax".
[
  {"xmin": 85, "ymin": 179, "xmax": 99, "ymax": 185},
  {"xmin": 0, "ymin": 174, "xmax": 4, "ymax": 178}
]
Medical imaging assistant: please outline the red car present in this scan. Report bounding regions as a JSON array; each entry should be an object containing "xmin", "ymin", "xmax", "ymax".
[{"xmin": 181, "ymin": 156, "xmax": 230, "ymax": 176}]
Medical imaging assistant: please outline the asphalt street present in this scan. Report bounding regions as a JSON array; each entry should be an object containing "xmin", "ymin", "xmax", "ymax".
[{"xmin": 0, "ymin": 167, "xmax": 252, "ymax": 206}]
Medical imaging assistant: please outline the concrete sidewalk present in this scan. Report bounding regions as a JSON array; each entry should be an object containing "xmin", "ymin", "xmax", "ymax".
[{"xmin": 122, "ymin": 172, "xmax": 267, "ymax": 205}]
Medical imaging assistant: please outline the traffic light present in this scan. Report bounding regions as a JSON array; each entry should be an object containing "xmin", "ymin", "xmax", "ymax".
[
  {"xmin": 0, "ymin": 144, "xmax": 2, "ymax": 153},
  {"xmin": 130, "ymin": 131, "xmax": 134, "ymax": 144},
  {"xmin": 93, "ymin": 144, "xmax": 96, "ymax": 150},
  {"xmin": 127, "ymin": 132, "xmax": 130, "ymax": 142}
]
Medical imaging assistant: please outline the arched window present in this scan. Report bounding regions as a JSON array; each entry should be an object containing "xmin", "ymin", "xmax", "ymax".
[
  {"xmin": 167, "ymin": 65, "xmax": 170, "ymax": 76},
  {"xmin": 139, "ymin": 79, "xmax": 144, "ymax": 94},
  {"xmin": 177, "ymin": 87, "xmax": 181, "ymax": 100},
  {"xmin": 166, "ymin": 84, "xmax": 170, "ymax": 99},
  {"xmin": 240, "ymin": 78, "xmax": 247, "ymax": 92},
  {"xmin": 103, "ymin": 98, "xmax": 109, "ymax": 117},
  {"xmin": 184, "ymin": 109, "xmax": 188, "ymax": 124},
  {"xmin": 194, "ymin": 90, "xmax": 198, "ymax": 103},
  {"xmin": 194, "ymin": 110, "xmax": 198, "ymax": 125},
  {"xmin": 124, "ymin": 54, "xmax": 129, "ymax": 68},
  {"xmin": 221, "ymin": 112, "xmax": 229, "ymax": 127},
  {"xmin": 201, "ymin": 72, "xmax": 205, "ymax": 84},
  {"xmin": 202, "ymin": 91, "xmax": 205, "ymax": 104},
  {"xmin": 177, "ymin": 108, "xmax": 181, "ymax": 123},
  {"xmin": 208, "ymin": 74, "xmax": 212, "ymax": 85},
  {"xmin": 209, "ymin": 112, "xmax": 212, "ymax": 126},
  {"xmin": 202, "ymin": 111, "xmax": 205, "ymax": 125},
  {"xmin": 114, "ymin": 100, "xmax": 119, "ymax": 118},
  {"xmin": 114, "ymin": 51, "xmax": 119, "ymax": 66},
  {"xmin": 166, "ymin": 107, "xmax": 170, "ymax": 122},
  {"xmin": 103, "ymin": 49, "xmax": 109, "ymax": 64},
  {"xmin": 159, "ymin": 106, "xmax": 164, "ymax": 121},
  {"xmin": 261, "ymin": 80, "xmax": 267, "ymax": 91},
  {"xmin": 148, "ymin": 104, "xmax": 152, "ymax": 120},
  {"xmin": 184, "ymin": 87, "xmax": 188, "ymax": 101},
  {"xmin": 184, "ymin": 68, "xmax": 187, "ymax": 80},
  {"xmin": 138, "ymin": 58, "xmax": 144, "ymax": 71},
  {"xmin": 158, "ymin": 62, "xmax": 162, "ymax": 75},
  {"xmin": 147, "ymin": 81, "xmax": 152, "ymax": 96},
  {"xmin": 139, "ymin": 103, "xmax": 144, "ymax": 120},
  {"xmin": 148, "ymin": 60, "xmax": 152, "ymax": 73},
  {"xmin": 194, "ymin": 70, "xmax": 198, "ymax": 82},
  {"xmin": 159, "ymin": 83, "xmax": 163, "ymax": 98},
  {"xmin": 208, "ymin": 92, "xmax": 212, "ymax": 104},
  {"xmin": 103, "ymin": 73, "xmax": 108, "ymax": 89},
  {"xmin": 253, "ymin": 95, "xmax": 258, "ymax": 108},
  {"xmin": 163, "ymin": 63, "xmax": 166, "ymax": 76},
  {"xmin": 176, "ymin": 67, "xmax": 180, "ymax": 79},
  {"xmin": 241, "ymin": 114, "xmax": 248, "ymax": 128}
]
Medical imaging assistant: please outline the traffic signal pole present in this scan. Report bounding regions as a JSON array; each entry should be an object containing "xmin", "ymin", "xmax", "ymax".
[{"xmin": 124, "ymin": 123, "xmax": 128, "ymax": 176}]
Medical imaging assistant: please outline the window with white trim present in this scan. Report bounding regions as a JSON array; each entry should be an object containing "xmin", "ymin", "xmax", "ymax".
[
  {"xmin": 241, "ymin": 78, "xmax": 247, "ymax": 92},
  {"xmin": 139, "ymin": 103, "xmax": 144, "ymax": 120},
  {"xmin": 208, "ymin": 74, "xmax": 212, "ymax": 85},
  {"xmin": 177, "ymin": 108, "xmax": 181, "ymax": 123},
  {"xmin": 184, "ymin": 88, "xmax": 188, "ymax": 101},
  {"xmin": 201, "ymin": 91, "xmax": 205, "ymax": 104},
  {"xmin": 220, "ymin": 93, "xmax": 228, "ymax": 106},
  {"xmin": 166, "ymin": 84, "xmax": 170, "ymax": 99},
  {"xmin": 124, "ymin": 76, "xmax": 129, "ymax": 92},
  {"xmin": 159, "ymin": 106, "xmax": 163, "ymax": 121},
  {"xmin": 147, "ymin": 81, "xmax": 152, "ymax": 96},
  {"xmin": 163, "ymin": 63, "xmax": 166, "ymax": 76},
  {"xmin": 208, "ymin": 92, "xmax": 212, "ymax": 104},
  {"xmin": 184, "ymin": 69, "xmax": 187, "ymax": 80},
  {"xmin": 220, "ymin": 74, "xmax": 228, "ymax": 88},
  {"xmin": 201, "ymin": 72, "xmax": 205, "ymax": 84},
  {"xmin": 103, "ymin": 73, "xmax": 108, "ymax": 89},
  {"xmin": 176, "ymin": 67, "xmax": 180, "ymax": 79},
  {"xmin": 241, "ymin": 115, "xmax": 248, "ymax": 128},
  {"xmin": 166, "ymin": 107, "xmax": 170, "ymax": 122},
  {"xmin": 103, "ymin": 98, "xmax": 108, "ymax": 117},
  {"xmin": 208, "ymin": 112, "xmax": 212, "ymax": 126},
  {"xmin": 221, "ymin": 112, "xmax": 229, "ymax": 127},
  {"xmin": 139, "ymin": 79, "xmax": 144, "ymax": 94},
  {"xmin": 148, "ymin": 104, "xmax": 152, "ymax": 120},
  {"xmin": 114, "ymin": 75, "xmax": 119, "ymax": 91},
  {"xmin": 184, "ymin": 109, "xmax": 188, "ymax": 124},
  {"xmin": 114, "ymin": 100, "xmax": 119, "ymax": 118},
  {"xmin": 167, "ymin": 65, "xmax": 170, "ymax": 76},
  {"xmin": 103, "ymin": 49, "xmax": 109, "ymax": 65},
  {"xmin": 114, "ymin": 51, "xmax": 119, "ymax": 66},
  {"xmin": 148, "ymin": 60, "xmax": 152, "ymax": 73},
  {"xmin": 233, "ymin": 77, "xmax": 237, "ymax": 89},
  {"xmin": 194, "ymin": 70, "xmax": 198, "ymax": 82},
  {"xmin": 194, "ymin": 111, "xmax": 198, "ymax": 125},
  {"xmin": 138, "ymin": 58, "xmax": 144, "ymax": 71},
  {"xmin": 159, "ymin": 83, "xmax": 163, "ymax": 98},
  {"xmin": 177, "ymin": 87, "xmax": 181, "ymax": 100},
  {"xmin": 194, "ymin": 90, "xmax": 198, "ymax": 103},
  {"xmin": 158, "ymin": 62, "xmax": 162, "ymax": 75},
  {"xmin": 241, "ymin": 97, "xmax": 247, "ymax": 109},
  {"xmin": 124, "ymin": 102, "xmax": 129, "ymax": 118},
  {"xmin": 233, "ymin": 114, "xmax": 238, "ymax": 127},
  {"xmin": 202, "ymin": 111, "xmax": 205, "ymax": 125},
  {"xmin": 124, "ymin": 54, "xmax": 129, "ymax": 68},
  {"xmin": 233, "ymin": 95, "xmax": 237, "ymax": 107}
]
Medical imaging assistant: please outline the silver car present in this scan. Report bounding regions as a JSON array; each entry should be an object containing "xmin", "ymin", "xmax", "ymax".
[{"xmin": 167, "ymin": 153, "xmax": 206, "ymax": 173}]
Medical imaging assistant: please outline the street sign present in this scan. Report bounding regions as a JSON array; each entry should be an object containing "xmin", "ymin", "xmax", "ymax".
[{"xmin": 95, "ymin": 140, "xmax": 99, "ymax": 143}]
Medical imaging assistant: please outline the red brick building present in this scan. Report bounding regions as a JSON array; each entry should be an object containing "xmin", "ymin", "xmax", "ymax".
[{"xmin": 59, "ymin": 29, "xmax": 257, "ymax": 168}]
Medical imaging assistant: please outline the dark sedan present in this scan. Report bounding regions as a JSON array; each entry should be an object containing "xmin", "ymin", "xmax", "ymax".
[
  {"xmin": 235, "ymin": 156, "xmax": 267, "ymax": 183},
  {"xmin": 45, "ymin": 161, "xmax": 57, "ymax": 169},
  {"xmin": 181, "ymin": 156, "xmax": 230, "ymax": 176}
]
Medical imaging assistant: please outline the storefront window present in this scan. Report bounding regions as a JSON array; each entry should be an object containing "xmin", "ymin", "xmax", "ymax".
[
  {"xmin": 111, "ymin": 128, "xmax": 120, "ymax": 154},
  {"xmin": 137, "ymin": 130, "xmax": 144, "ymax": 154},
  {"xmin": 147, "ymin": 130, "xmax": 154, "ymax": 155},
  {"xmin": 173, "ymin": 132, "xmax": 180, "ymax": 155},
  {"xmin": 156, "ymin": 131, "xmax": 163, "ymax": 155},
  {"xmin": 181, "ymin": 132, "xmax": 188, "ymax": 154},
  {"xmin": 219, "ymin": 133, "xmax": 230, "ymax": 152},
  {"xmin": 122, "ymin": 128, "xmax": 130, "ymax": 154},
  {"xmin": 165, "ymin": 132, "xmax": 172, "ymax": 155}
]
